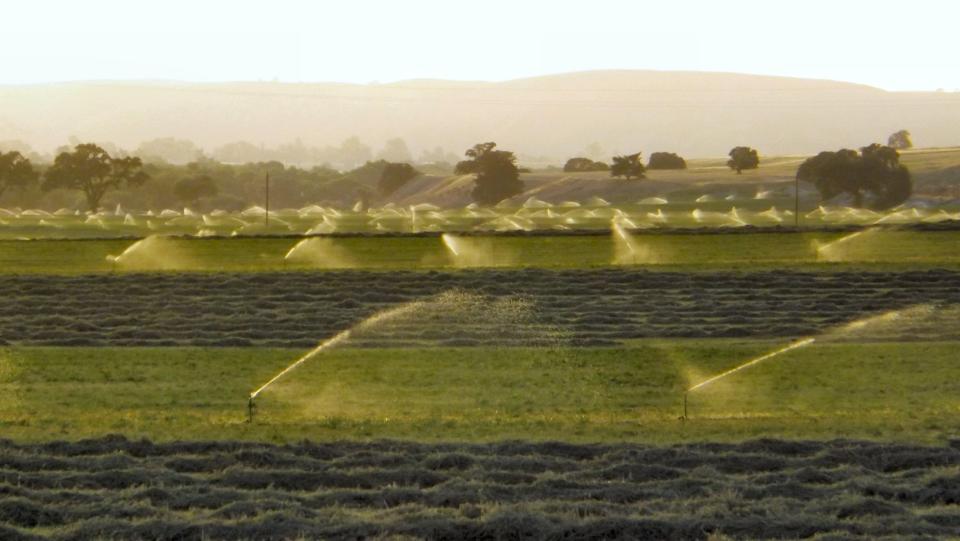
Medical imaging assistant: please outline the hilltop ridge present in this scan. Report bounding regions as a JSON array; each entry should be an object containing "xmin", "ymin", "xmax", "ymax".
[{"xmin": 1, "ymin": 70, "xmax": 958, "ymax": 160}]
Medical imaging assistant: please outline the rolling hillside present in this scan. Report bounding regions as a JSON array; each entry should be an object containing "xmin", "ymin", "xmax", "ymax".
[{"xmin": 2, "ymin": 70, "xmax": 959, "ymax": 161}]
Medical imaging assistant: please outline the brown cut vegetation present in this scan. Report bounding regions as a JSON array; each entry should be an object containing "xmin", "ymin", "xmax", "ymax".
[
  {"xmin": 0, "ymin": 437, "xmax": 957, "ymax": 539},
  {"xmin": 1, "ymin": 269, "xmax": 959, "ymax": 347}
]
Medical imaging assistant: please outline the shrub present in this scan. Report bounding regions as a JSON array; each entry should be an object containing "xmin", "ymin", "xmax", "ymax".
[
  {"xmin": 563, "ymin": 157, "xmax": 609, "ymax": 172},
  {"xmin": 647, "ymin": 152, "xmax": 687, "ymax": 169}
]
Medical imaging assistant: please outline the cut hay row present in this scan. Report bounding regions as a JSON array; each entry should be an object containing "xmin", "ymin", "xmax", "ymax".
[
  {"xmin": 0, "ymin": 437, "xmax": 958, "ymax": 540},
  {"xmin": 1, "ymin": 269, "xmax": 959, "ymax": 347}
]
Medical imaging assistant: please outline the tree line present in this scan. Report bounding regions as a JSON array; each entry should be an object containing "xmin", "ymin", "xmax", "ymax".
[
  {"xmin": 0, "ymin": 145, "xmax": 437, "ymax": 213},
  {"xmin": 563, "ymin": 147, "xmax": 759, "ymax": 180},
  {"xmin": 0, "ymin": 130, "xmax": 917, "ymax": 212},
  {"xmin": 0, "ymin": 136, "xmax": 458, "ymax": 171}
]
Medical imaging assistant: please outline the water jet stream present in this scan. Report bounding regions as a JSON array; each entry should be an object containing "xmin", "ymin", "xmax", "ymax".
[
  {"xmin": 612, "ymin": 222, "xmax": 658, "ymax": 265},
  {"xmin": 687, "ymin": 338, "xmax": 816, "ymax": 394},
  {"xmin": 249, "ymin": 330, "xmax": 351, "ymax": 406},
  {"xmin": 247, "ymin": 301, "xmax": 425, "ymax": 421},
  {"xmin": 441, "ymin": 233, "xmax": 460, "ymax": 256},
  {"xmin": 683, "ymin": 337, "xmax": 816, "ymax": 418},
  {"xmin": 815, "ymin": 209, "xmax": 905, "ymax": 261},
  {"xmin": 106, "ymin": 237, "xmax": 150, "ymax": 265},
  {"xmin": 440, "ymin": 233, "xmax": 507, "ymax": 267},
  {"xmin": 284, "ymin": 238, "xmax": 310, "ymax": 260},
  {"xmin": 283, "ymin": 237, "xmax": 353, "ymax": 267},
  {"xmin": 105, "ymin": 235, "xmax": 187, "ymax": 270},
  {"xmin": 612, "ymin": 223, "xmax": 634, "ymax": 254},
  {"xmin": 815, "ymin": 230, "xmax": 867, "ymax": 255}
]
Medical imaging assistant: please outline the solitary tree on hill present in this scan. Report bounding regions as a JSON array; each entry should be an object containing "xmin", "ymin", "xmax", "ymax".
[
  {"xmin": 727, "ymin": 146, "xmax": 759, "ymax": 174},
  {"xmin": 0, "ymin": 151, "xmax": 38, "ymax": 199},
  {"xmin": 887, "ymin": 130, "xmax": 913, "ymax": 150},
  {"xmin": 796, "ymin": 143, "xmax": 911, "ymax": 209},
  {"xmin": 43, "ymin": 143, "xmax": 149, "ymax": 212},
  {"xmin": 610, "ymin": 153, "xmax": 646, "ymax": 180},
  {"xmin": 455, "ymin": 142, "xmax": 523, "ymax": 205},
  {"xmin": 647, "ymin": 152, "xmax": 687, "ymax": 170}
]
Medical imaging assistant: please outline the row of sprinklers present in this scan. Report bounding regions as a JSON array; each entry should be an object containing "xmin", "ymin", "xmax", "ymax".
[
  {"xmin": 98, "ymin": 174, "xmax": 910, "ymax": 268},
  {"xmin": 106, "ymin": 225, "xmax": 889, "ymax": 269},
  {"xmin": 243, "ymin": 287, "xmax": 953, "ymax": 423},
  {"xmin": 32, "ymin": 202, "xmax": 950, "ymax": 239}
]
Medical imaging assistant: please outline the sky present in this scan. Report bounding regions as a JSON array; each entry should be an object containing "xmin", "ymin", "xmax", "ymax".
[{"xmin": 1, "ymin": 0, "xmax": 957, "ymax": 91}]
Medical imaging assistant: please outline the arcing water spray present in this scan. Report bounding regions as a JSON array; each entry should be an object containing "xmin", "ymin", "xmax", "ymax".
[
  {"xmin": 440, "ymin": 234, "xmax": 507, "ymax": 267},
  {"xmin": 246, "ymin": 301, "xmax": 425, "ymax": 421},
  {"xmin": 679, "ymin": 304, "xmax": 944, "ymax": 420},
  {"xmin": 105, "ymin": 235, "xmax": 187, "ymax": 271},
  {"xmin": 282, "ymin": 237, "xmax": 353, "ymax": 268},
  {"xmin": 682, "ymin": 338, "xmax": 816, "ymax": 419},
  {"xmin": 245, "ymin": 290, "xmax": 567, "ymax": 422},
  {"xmin": 441, "ymin": 233, "xmax": 460, "ymax": 257},
  {"xmin": 814, "ymin": 230, "xmax": 872, "ymax": 261},
  {"xmin": 814, "ymin": 208, "xmax": 909, "ymax": 262},
  {"xmin": 248, "ymin": 330, "xmax": 352, "ymax": 421},
  {"xmin": 611, "ymin": 221, "xmax": 659, "ymax": 265}
]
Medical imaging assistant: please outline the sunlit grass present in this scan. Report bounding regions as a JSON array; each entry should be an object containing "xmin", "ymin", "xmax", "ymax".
[
  {"xmin": 0, "ymin": 229, "xmax": 958, "ymax": 274},
  {"xmin": 1, "ymin": 341, "xmax": 958, "ymax": 443}
]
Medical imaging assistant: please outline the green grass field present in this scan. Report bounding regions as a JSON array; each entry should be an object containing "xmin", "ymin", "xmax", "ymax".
[
  {"xmin": 1, "ymin": 229, "xmax": 959, "ymax": 274},
  {"xmin": 2, "ymin": 340, "xmax": 958, "ymax": 444},
  {"xmin": 2, "ymin": 151, "xmax": 959, "ymax": 538}
]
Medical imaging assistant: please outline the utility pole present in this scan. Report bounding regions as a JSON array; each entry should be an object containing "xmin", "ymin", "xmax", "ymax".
[
  {"xmin": 265, "ymin": 172, "xmax": 270, "ymax": 228},
  {"xmin": 795, "ymin": 174, "xmax": 800, "ymax": 228}
]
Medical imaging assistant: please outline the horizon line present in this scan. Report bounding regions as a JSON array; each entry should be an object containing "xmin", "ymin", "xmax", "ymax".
[{"xmin": 0, "ymin": 68, "xmax": 953, "ymax": 93}]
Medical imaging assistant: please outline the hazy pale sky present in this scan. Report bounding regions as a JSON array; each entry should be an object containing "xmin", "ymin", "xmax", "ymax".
[{"xmin": 2, "ymin": 0, "xmax": 957, "ymax": 91}]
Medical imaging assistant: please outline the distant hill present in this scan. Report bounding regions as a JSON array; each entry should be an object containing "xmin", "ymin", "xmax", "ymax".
[{"xmin": 1, "ymin": 70, "xmax": 959, "ymax": 161}]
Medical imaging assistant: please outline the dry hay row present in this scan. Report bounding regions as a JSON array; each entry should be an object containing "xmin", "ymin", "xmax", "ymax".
[
  {"xmin": 0, "ymin": 437, "xmax": 958, "ymax": 540},
  {"xmin": 0, "ymin": 269, "xmax": 959, "ymax": 347}
]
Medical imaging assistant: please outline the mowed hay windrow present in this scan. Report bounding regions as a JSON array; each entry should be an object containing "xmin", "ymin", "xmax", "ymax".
[
  {"xmin": 0, "ymin": 437, "xmax": 958, "ymax": 539},
  {"xmin": 1, "ymin": 269, "xmax": 960, "ymax": 347}
]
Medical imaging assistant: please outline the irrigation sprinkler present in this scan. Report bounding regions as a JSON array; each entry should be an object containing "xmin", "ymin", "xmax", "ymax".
[
  {"xmin": 244, "ymin": 300, "xmax": 428, "ymax": 422},
  {"xmin": 245, "ymin": 328, "xmax": 356, "ymax": 421},
  {"xmin": 681, "ymin": 337, "xmax": 815, "ymax": 420}
]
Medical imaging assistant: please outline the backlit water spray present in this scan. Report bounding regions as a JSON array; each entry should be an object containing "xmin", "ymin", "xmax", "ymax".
[
  {"xmin": 245, "ymin": 289, "xmax": 569, "ymax": 421},
  {"xmin": 814, "ymin": 210, "xmax": 902, "ymax": 261},
  {"xmin": 815, "ymin": 229, "xmax": 874, "ymax": 262},
  {"xmin": 441, "ymin": 233, "xmax": 508, "ymax": 267},
  {"xmin": 283, "ymin": 237, "xmax": 353, "ymax": 268},
  {"xmin": 682, "ymin": 338, "xmax": 816, "ymax": 419},
  {"xmin": 611, "ymin": 222, "xmax": 657, "ymax": 265},
  {"xmin": 107, "ymin": 238, "xmax": 149, "ymax": 267},
  {"xmin": 106, "ymin": 235, "xmax": 188, "ymax": 271},
  {"xmin": 821, "ymin": 304, "xmax": 960, "ymax": 342},
  {"xmin": 441, "ymin": 233, "xmax": 461, "ymax": 257},
  {"xmin": 678, "ymin": 303, "xmax": 959, "ymax": 419},
  {"xmin": 247, "ymin": 301, "xmax": 426, "ymax": 421}
]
